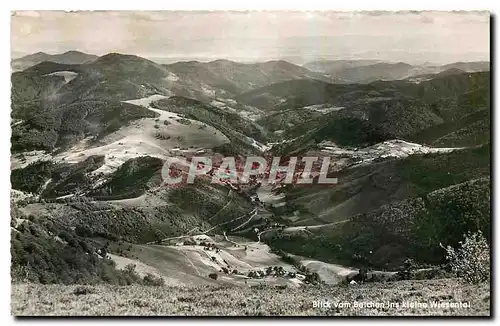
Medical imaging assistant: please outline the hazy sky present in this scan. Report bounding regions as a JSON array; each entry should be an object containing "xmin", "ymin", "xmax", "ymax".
[{"xmin": 11, "ymin": 10, "xmax": 490, "ymax": 64}]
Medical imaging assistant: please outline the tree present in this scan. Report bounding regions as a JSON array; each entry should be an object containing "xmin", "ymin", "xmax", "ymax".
[
  {"xmin": 143, "ymin": 273, "xmax": 165, "ymax": 286},
  {"xmin": 124, "ymin": 264, "xmax": 136, "ymax": 275},
  {"xmin": 443, "ymin": 231, "xmax": 490, "ymax": 284}
]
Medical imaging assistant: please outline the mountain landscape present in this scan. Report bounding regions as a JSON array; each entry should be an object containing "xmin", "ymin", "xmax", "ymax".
[{"xmin": 10, "ymin": 47, "xmax": 491, "ymax": 316}]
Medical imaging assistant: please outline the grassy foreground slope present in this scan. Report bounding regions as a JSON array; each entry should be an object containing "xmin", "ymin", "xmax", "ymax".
[{"xmin": 12, "ymin": 279, "xmax": 489, "ymax": 316}]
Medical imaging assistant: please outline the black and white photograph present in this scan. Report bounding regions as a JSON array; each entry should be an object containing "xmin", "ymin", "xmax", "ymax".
[{"xmin": 8, "ymin": 9, "xmax": 491, "ymax": 317}]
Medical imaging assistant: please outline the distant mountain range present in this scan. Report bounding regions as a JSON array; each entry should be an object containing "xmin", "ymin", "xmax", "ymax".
[
  {"xmin": 12, "ymin": 51, "xmax": 490, "ymax": 86},
  {"xmin": 11, "ymin": 51, "xmax": 491, "ymax": 153},
  {"xmin": 303, "ymin": 59, "xmax": 383, "ymax": 74},
  {"xmin": 304, "ymin": 59, "xmax": 490, "ymax": 84},
  {"xmin": 11, "ymin": 50, "xmax": 98, "ymax": 72},
  {"xmin": 11, "ymin": 51, "xmax": 491, "ymax": 151},
  {"xmin": 11, "ymin": 52, "xmax": 331, "ymax": 107}
]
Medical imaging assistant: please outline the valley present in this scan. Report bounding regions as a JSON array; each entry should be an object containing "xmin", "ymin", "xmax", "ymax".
[{"xmin": 9, "ymin": 49, "xmax": 491, "ymax": 316}]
